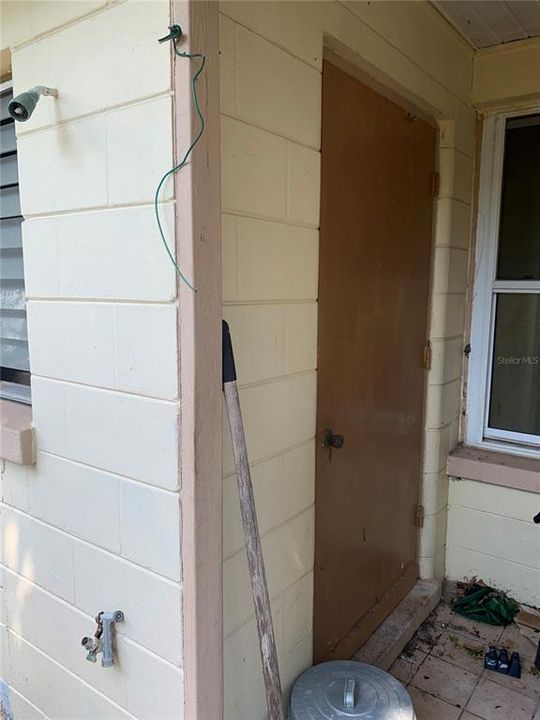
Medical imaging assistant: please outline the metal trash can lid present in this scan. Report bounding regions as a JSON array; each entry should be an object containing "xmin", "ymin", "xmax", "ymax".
[{"xmin": 289, "ymin": 661, "xmax": 415, "ymax": 720}]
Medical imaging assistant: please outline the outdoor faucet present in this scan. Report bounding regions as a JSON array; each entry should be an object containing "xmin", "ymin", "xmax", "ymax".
[
  {"xmin": 81, "ymin": 634, "xmax": 103, "ymax": 663},
  {"xmin": 81, "ymin": 610, "xmax": 124, "ymax": 667}
]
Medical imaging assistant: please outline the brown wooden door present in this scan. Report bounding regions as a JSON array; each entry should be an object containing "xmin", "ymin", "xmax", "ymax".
[{"xmin": 314, "ymin": 61, "xmax": 436, "ymax": 663}]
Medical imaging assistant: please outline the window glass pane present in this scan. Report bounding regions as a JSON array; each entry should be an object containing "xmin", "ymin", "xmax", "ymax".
[
  {"xmin": 496, "ymin": 114, "xmax": 540, "ymax": 280},
  {"xmin": 488, "ymin": 293, "xmax": 540, "ymax": 436}
]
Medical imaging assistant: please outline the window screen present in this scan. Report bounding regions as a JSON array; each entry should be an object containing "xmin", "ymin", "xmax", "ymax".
[{"xmin": 1, "ymin": 84, "xmax": 30, "ymax": 400}]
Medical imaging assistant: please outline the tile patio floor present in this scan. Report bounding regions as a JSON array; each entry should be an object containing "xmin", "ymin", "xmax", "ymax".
[{"xmin": 389, "ymin": 602, "xmax": 540, "ymax": 720}]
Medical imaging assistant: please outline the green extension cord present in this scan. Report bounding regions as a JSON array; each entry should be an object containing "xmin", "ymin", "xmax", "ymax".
[{"xmin": 155, "ymin": 26, "xmax": 206, "ymax": 292}]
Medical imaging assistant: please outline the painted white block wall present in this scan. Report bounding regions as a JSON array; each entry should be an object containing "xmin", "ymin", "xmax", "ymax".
[
  {"xmin": 446, "ymin": 480, "xmax": 540, "ymax": 605},
  {"xmin": 472, "ymin": 36, "xmax": 540, "ymax": 109},
  {"xmin": 444, "ymin": 39, "xmax": 540, "ymax": 610},
  {"xmin": 0, "ymin": 2, "xmax": 185, "ymax": 718},
  {"xmin": 219, "ymin": 1, "xmax": 475, "ymax": 717}
]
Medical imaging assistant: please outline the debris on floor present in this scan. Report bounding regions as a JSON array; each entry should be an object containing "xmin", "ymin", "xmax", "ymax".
[
  {"xmin": 389, "ymin": 598, "xmax": 540, "ymax": 720},
  {"xmin": 452, "ymin": 580, "xmax": 519, "ymax": 626}
]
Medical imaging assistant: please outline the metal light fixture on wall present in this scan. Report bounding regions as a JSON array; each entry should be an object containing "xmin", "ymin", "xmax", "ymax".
[{"xmin": 8, "ymin": 85, "xmax": 58, "ymax": 122}]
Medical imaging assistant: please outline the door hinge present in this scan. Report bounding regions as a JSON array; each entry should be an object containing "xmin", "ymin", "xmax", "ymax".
[
  {"xmin": 422, "ymin": 340, "xmax": 432, "ymax": 370},
  {"xmin": 431, "ymin": 171, "xmax": 440, "ymax": 198},
  {"xmin": 415, "ymin": 504, "xmax": 425, "ymax": 528}
]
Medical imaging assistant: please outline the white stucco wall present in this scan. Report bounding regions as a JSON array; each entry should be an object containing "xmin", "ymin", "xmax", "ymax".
[
  {"xmin": 219, "ymin": 2, "xmax": 475, "ymax": 717},
  {"xmin": 0, "ymin": 2, "xmax": 184, "ymax": 718}
]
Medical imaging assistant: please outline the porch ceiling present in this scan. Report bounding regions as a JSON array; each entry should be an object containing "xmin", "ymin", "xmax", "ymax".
[{"xmin": 432, "ymin": 0, "xmax": 540, "ymax": 48}]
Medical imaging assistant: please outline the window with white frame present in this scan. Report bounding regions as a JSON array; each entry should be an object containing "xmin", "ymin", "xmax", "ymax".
[
  {"xmin": 0, "ymin": 80, "xmax": 31, "ymax": 404},
  {"xmin": 468, "ymin": 109, "xmax": 540, "ymax": 455}
]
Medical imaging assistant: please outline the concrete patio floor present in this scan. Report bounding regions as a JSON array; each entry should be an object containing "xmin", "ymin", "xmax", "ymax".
[{"xmin": 390, "ymin": 601, "xmax": 540, "ymax": 720}]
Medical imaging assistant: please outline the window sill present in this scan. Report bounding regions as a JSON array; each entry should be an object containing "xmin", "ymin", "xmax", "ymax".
[
  {"xmin": 447, "ymin": 444, "xmax": 540, "ymax": 495},
  {"xmin": 0, "ymin": 399, "xmax": 35, "ymax": 465}
]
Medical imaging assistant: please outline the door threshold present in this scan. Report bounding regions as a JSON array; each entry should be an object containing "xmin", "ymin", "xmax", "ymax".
[{"xmin": 353, "ymin": 579, "xmax": 441, "ymax": 670}]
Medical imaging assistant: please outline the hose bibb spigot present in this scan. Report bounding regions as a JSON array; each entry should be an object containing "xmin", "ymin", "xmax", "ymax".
[{"xmin": 81, "ymin": 610, "xmax": 124, "ymax": 667}]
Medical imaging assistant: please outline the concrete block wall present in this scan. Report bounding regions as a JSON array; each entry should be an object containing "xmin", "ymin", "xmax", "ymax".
[
  {"xmin": 447, "ymin": 480, "xmax": 540, "ymax": 605},
  {"xmin": 472, "ymin": 36, "xmax": 540, "ymax": 110},
  {"xmin": 421, "ymin": 132, "xmax": 474, "ymax": 579},
  {"xmin": 0, "ymin": 2, "xmax": 184, "ymax": 718},
  {"xmin": 219, "ymin": 2, "xmax": 475, "ymax": 717},
  {"xmin": 220, "ymin": 7, "xmax": 321, "ymax": 716},
  {"xmin": 443, "ymin": 37, "xmax": 540, "ymax": 609}
]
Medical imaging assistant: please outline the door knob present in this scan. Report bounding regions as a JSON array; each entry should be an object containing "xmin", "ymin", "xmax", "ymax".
[{"xmin": 322, "ymin": 429, "xmax": 344, "ymax": 449}]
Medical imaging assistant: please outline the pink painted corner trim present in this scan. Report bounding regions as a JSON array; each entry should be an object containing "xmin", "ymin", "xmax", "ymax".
[
  {"xmin": 448, "ymin": 444, "xmax": 540, "ymax": 494},
  {"xmin": 0, "ymin": 399, "xmax": 35, "ymax": 465}
]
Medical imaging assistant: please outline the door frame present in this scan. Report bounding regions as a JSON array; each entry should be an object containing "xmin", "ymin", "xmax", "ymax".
[
  {"xmin": 173, "ymin": 2, "xmax": 223, "ymax": 719},
  {"xmin": 313, "ymin": 55, "xmax": 439, "ymax": 660}
]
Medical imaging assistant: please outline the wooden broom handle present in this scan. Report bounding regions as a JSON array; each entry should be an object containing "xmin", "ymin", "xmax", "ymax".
[{"xmin": 223, "ymin": 321, "xmax": 285, "ymax": 720}]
